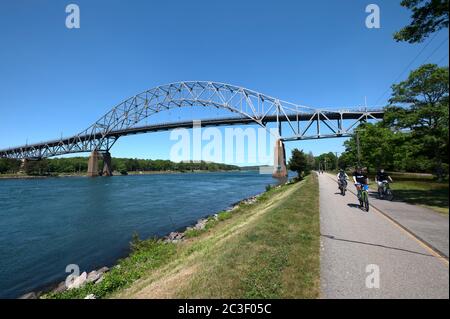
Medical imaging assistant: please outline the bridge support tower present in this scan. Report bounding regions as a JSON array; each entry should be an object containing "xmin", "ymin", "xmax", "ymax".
[
  {"xmin": 87, "ymin": 150, "xmax": 113, "ymax": 177},
  {"xmin": 87, "ymin": 150, "xmax": 100, "ymax": 177},
  {"xmin": 272, "ymin": 139, "xmax": 288, "ymax": 180},
  {"xmin": 19, "ymin": 158, "xmax": 29, "ymax": 173},
  {"xmin": 102, "ymin": 151, "xmax": 112, "ymax": 176}
]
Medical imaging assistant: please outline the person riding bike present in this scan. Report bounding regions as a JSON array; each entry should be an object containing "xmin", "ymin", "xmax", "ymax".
[
  {"xmin": 336, "ymin": 169, "xmax": 348, "ymax": 189},
  {"xmin": 352, "ymin": 167, "xmax": 369, "ymax": 202},
  {"xmin": 375, "ymin": 168, "xmax": 393, "ymax": 198}
]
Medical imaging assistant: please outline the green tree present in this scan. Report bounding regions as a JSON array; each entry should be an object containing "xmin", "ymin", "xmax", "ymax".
[
  {"xmin": 24, "ymin": 159, "xmax": 49, "ymax": 176},
  {"xmin": 306, "ymin": 151, "xmax": 315, "ymax": 172},
  {"xmin": 315, "ymin": 152, "xmax": 338, "ymax": 171},
  {"xmin": 394, "ymin": 0, "xmax": 449, "ymax": 43},
  {"xmin": 340, "ymin": 123, "xmax": 399, "ymax": 172},
  {"xmin": 0, "ymin": 158, "xmax": 21, "ymax": 174},
  {"xmin": 0, "ymin": 159, "xmax": 6, "ymax": 174},
  {"xmin": 386, "ymin": 64, "xmax": 449, "ymax": 179},
  {"xmin": 288, "ymin": 148, "xmax": 309, "ymax": 179}
]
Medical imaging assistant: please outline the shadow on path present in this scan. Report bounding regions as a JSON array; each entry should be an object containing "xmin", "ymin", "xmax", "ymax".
[
  {"xmin": 391, "ymin": 189, "xmax": 448, "ymax": 209},
  {"xmin": 321, "ymin": 234, "xmax": 435, "ymax": 258},
  {"xmin": 367, "ymin": 189, "xmax": 448, "ymax": 212},
  {"xmin": 347, "ymin": 203, "xmax": 362, "ymax": 209}
]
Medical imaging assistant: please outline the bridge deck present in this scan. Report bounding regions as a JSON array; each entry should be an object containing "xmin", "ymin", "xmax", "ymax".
[{"xmin": 0, "ymin": 111, "xmax": 384, "ymax": 158}]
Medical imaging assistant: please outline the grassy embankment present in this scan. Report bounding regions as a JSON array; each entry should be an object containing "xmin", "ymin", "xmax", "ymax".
[{"xmin": 45, "ymin": 174, "xmax": 320, "ymax": 299}]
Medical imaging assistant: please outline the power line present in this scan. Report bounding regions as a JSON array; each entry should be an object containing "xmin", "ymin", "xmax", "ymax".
[
  {"xmin": 437, "ymin": 53, "xmax": 449, "ymax": 65},
  {"xmin": 422, "ymin": 37, "xmax": 449, "ymax": 64},
  {"xmin": 374, "ymin": 32, "xmax": 439, "ymax": 105}
]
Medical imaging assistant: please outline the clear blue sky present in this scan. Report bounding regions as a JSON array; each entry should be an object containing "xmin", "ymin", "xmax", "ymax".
[{"xmin": 0, "ymin": 0, "xmax": 448, "ymax": 165}]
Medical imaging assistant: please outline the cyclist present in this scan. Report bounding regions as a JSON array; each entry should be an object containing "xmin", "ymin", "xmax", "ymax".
[
  {"xmin": 336, "ymin": 169, "xmax": 348, "ymax": 190},
  {"xmin": 375, "ymin": 168, "xmax": 393, "ymax": 198},
  {"xmin": 352, "ymin": 167, "xmax": 369, "ymax": 203}
]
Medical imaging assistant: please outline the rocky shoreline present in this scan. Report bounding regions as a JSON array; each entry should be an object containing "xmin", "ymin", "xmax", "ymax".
[
  {"xmin": 19, "ymin": 266, "xmax": 110, "ymax": 299},
  {"xmin": 18, "ymin": 193, "xmax": 262, "ymax": 299},
  {"xmin": 162, "ymin": 194, "xmax": 259, "ymax": 244}
]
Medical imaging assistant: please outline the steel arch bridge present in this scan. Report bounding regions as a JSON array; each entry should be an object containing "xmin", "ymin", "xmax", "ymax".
[
  {"xmin": 0, "ymin": 81, "xmax": 384, "ymax": 159},
  {"xmin": 0, "ymin": 81, "xmax": 384, "ymax": 177}
]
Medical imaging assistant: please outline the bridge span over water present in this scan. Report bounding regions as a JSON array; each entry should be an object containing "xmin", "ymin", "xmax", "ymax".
[{"xmin": 0, "ymin": 81, "xmax": 384, "ymax": 177}]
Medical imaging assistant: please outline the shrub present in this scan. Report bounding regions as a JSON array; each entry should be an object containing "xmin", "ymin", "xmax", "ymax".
[
  {"xmin": 44, "ymin": 239, "xmax": 176, "ymax": 299},
  {"xmin": 217, "ymin": 211, "xmax": 232, "ymax": 221},
  {"xmin": 184, "ymin": 228, "xmax": 203, "ymax": 238}
]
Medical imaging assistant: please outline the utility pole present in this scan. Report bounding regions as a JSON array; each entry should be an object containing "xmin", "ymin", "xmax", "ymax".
[
  {"xmin": 335, "ymin": 152, "xmax": 339, "ymax": 170},
  {"xmin": 356, "ymin": 130, "xmax": 361, "ymax": 167}
]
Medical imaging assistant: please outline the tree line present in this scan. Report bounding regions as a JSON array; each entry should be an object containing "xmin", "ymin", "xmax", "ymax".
[
  {"xmin": 339, "ymin": 70, "xmax": 447, "ymax": 177},
  {"xmin": 0, "ymin": 157, "xmax": 239, "ymax": 175}
]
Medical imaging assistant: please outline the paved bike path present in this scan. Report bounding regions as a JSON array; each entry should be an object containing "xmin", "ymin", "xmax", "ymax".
[
  {"xmin": 328, "ymin": 173, "xmax": 449, "ymax": 258},
  {"xmin": 319, "ymin": 173, "xmax": 449, "ymax": 298}
]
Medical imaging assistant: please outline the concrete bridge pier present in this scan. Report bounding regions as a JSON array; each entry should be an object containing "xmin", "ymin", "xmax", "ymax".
[
  {"xmin": 87, "ymin": 150, "xmax": 113, "ymax": 177},
  {"xmin": 87, "ymin": 150, "xmax": 100, "ymax": 177},
  {"xmin": 272, "ymin": 139, "xmax": 288, "ymax": 180},
  {"xmin": 102, "ymin": 151, "xmax": 112, "ymax": 176},
  {"xmin": 19, "ymin": 158, "xmax": 29, "ymax": 173}
]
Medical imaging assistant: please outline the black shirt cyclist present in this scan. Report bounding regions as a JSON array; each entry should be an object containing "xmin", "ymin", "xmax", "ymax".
[
  {"xmin": 352, "ymin": 170, "xmax": 368, "ymax": 185},
  {"xmin": 376, "ymin": 170, "xmax": 390, "ymax": 182}
]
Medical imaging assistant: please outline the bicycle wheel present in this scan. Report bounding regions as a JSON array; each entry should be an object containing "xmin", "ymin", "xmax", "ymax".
[
  {"xmin": 363, "ymin": 192, "xmax": 370, "ymax": 212},
  {"xmin": 386, "ymin": 189, "xmax": 394, "ymax": 201}
]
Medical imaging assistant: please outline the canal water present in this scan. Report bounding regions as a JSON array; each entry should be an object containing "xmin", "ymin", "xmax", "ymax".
[{"xmin": 0, "ymin": 171, "xmax": 281, "ymax": 298}]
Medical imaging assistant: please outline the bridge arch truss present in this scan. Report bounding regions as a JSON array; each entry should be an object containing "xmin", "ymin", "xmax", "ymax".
[{"xmin": 0, "ymin": 81, "xmax": 384, "ymax": 159}]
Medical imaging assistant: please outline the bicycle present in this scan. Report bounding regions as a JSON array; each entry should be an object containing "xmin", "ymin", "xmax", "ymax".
[
  {"xmin": 355, "ymin": 183, "xmax": 370, "ymax": 212},
  {"xmin": 338, "ymin": 178, "xmax": 347, "ymax": 196},
  {"xmin": 377, "ymin": 180, "xmax": 394, "ymax": 201}
]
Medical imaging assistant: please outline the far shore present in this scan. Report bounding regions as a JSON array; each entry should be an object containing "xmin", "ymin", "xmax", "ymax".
[{"xmin": 0, "ymin": 169, "xmax": 247, "ymax": 180}]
